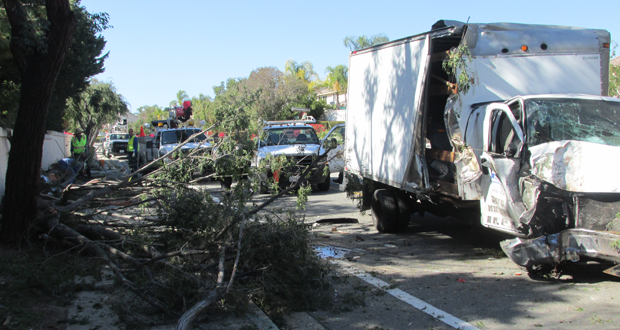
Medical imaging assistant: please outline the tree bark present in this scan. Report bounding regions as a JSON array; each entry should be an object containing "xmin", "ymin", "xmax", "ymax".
[{"xmin": 1, "ymin": 0, "xmax": 77, "ymax": 244}]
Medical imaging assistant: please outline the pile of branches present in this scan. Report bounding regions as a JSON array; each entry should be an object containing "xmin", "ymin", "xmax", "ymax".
[{"xmin": 28, "ymin": 124, "xmax": 336, "ymax": 329}]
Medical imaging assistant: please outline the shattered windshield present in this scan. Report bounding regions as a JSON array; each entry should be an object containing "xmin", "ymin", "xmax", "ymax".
[
  {"xmin": 526, "ymin": 98, "xmax": 620, "ymax": 147},
  {"xmin": 263, "ymin": 127, "xmax": 319, "ymax": 146},
  {"xmin": 161, "ymin": 130, "xmax": 206, "ymax": 145}
]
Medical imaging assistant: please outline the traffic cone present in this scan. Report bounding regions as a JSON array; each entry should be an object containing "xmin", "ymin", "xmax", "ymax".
[{"xmin": 139, "ymin": 126, "xmax": 146, "ymax": 137}]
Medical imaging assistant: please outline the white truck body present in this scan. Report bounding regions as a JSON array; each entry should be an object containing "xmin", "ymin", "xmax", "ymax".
[
  {"xmin": 346, "ymin": 21, "xmax": 609, "ymax": 194},
  {"xmin": 345, "ymin": 20, "xmax": 620, "ymax": 272}
]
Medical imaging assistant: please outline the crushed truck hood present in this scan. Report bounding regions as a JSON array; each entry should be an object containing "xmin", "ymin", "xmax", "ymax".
[{"xmin": 529, "ymin": 140, "xmax": 620, "ymax": 193}]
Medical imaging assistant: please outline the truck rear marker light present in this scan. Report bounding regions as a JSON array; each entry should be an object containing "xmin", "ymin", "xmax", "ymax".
[
  {"xmin": 521, "ymin": 45, "xmax": 528, "ymax": 51},
  {"xmin": 540, "ymin": 43, "xmax": 548, "ymax": 50},
  {"xmin": 604, "ymin": 43, "xmax": 610, "ymax": 48}
]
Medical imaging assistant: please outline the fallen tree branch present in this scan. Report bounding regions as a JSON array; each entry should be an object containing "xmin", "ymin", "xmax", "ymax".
[{"xmin": 175, "ymin": 245, "xmax": 227, "ymax": 330}]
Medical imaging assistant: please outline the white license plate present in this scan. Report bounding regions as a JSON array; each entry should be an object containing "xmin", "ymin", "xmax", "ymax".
[
  {"xmin": 119, "ymin": 150, "xmax": 124, "ymax": 153},
  {"xmin": 289, "ymin": 175, "xmax": 299, "ymax": 183}
]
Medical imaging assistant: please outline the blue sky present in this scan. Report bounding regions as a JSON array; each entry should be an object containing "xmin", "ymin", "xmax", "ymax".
[{"xmin": 81, "ymin": 0, "xmax": 620, "ymax": 113}]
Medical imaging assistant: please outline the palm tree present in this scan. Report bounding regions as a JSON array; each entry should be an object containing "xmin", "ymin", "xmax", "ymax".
[
  {"xmin": 285, "ymin": 59, "xmax": 319, "ymax": 84},
  {"xmin": 170, "ymin": 90, "xmax": 190, "ymax": 107},
  {"xmin": 324, "ymin": 65, "xmax": 348, "ymax": 108},
  {"xmin": 343, "ymin": 34, "xmax": 389, "ymax": 51}
]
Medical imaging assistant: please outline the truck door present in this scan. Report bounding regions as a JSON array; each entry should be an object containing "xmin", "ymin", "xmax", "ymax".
[
  {"xmin": 347, "ymin": 34, "xmax": 431, "ymax": 190},
  {"xmin": 479, "ymin": 102, "xmax": 527, "ymax": 236},
  {"xmin": 322, "ymin": 124, "xmax": 346, "ymax": 174}
]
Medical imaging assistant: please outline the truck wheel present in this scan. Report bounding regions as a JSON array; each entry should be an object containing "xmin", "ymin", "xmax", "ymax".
[
  {"xmin": 371, "ymin": 189, "xmax": 400, "ymax": 233},
  {"xmin": 317, "ymin": 176, "xmax": 331, "ymax": 192}
]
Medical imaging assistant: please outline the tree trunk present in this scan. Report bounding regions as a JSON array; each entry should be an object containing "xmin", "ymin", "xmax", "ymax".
[{"xmin": 1, "ymin": 0, "xmax": 77, "ymax": 244}]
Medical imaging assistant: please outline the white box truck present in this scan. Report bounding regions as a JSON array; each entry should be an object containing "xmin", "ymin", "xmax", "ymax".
[{"xmin": 345, "ymin": 20, "xmax": 620, "ymax": 273}]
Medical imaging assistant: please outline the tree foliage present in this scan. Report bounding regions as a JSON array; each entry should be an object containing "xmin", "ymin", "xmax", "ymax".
[
  {"xmin": 343, "ymin": 34, "xmax": 389, "ymax": 51},
  {"xmin": 611, "ymin": 64, "xmax": 620, "ymax": 98},
  {"xmin": 64, "ymin": 79, "xmax": 128, "ymax": 147},
  {"xmin": 134, "ymin": 104, "xmax": 165, "ymax": 132},
  {"xmin": 0, "ymin": 0, "xmax": 109, "ymax": 130},
  {"xmin": 324, "ymin": 65, "xmax": 348, "ymax": 109},
  {"xmin": 209, "ymin": 67, "xmax": 312, "ymax": 128},
  {"xmin": 170, "ymin": 89, "xmax": 189, "ymax": 107},
  {"xmin": 442, "ymin": 43, "xmax": 473, "ymax": 95},
  {"xmin": 191, "ymin": 93, "xmax": 213, "ymax": 124},
  {"xmin": 285, "ymin": 58, "xmax": 319, "ymax": 88}
]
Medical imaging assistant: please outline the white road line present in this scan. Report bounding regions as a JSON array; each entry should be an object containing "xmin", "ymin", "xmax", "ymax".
[{"xmin": 332, "ymin": 260, "xmax": 479, "ymax": 330}]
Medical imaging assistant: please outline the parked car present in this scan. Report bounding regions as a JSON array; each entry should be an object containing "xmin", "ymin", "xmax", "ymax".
[
  {"xmin": 252, "ymin": 121, "xmax": 331, "ymax": 193},
  {"xmin": 104, "ymin": 133, "xmax": 130, "ymax": 158}
]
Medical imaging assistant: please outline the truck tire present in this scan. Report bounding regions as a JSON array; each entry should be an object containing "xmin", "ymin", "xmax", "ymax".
[
  {"xmin": 371, "ymin": 189, "xmax": 401, "ymax": 233},
  {"xmin": 317, "ymin": 176, "xmax": 331, "ymax": 192}
]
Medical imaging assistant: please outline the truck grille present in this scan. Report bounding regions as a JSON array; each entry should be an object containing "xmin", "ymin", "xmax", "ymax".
[
  {"xmin": 292, "ymin": 155, "xmax": 314, "ymax": 166},
  {"xmin": 113, "ymin": 142, "xmax": 127, "ymax": 149}
]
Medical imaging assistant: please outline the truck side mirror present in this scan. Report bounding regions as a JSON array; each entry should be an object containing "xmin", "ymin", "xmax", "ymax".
[{"xmin": 480, "ymin": 155, "xmax": 492, "ymax": 175}]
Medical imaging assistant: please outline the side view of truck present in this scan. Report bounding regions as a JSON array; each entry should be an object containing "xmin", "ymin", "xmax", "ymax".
[{"xmin": 345, "ymin": 20, "xmax": 620, "ymax": 273}]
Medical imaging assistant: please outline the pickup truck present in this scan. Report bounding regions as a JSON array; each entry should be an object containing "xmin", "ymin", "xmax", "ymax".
[
  {"xmin": 252, "ymin": 121, "xmax": 331, "ymax": 193},
  {"xmin": 150, "ymin": 127, "xmax": 211, "ymax": 164},
  {"xmin": 104, "ymin": 133, "xmax": 130, "ymax": 158}
]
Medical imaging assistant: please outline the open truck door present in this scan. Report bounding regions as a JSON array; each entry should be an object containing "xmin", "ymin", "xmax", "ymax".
[
  {"xmin": 346, "ymin": 34, "xmax": 431, "ymax": 191},
  {"xmin": 346, "ymin": 34, "xmax": 432, "ymax": 232},
  {"xmin": 479, "ymin": 102, "xmax": 527, "ymax": 236},
  {"xmin": 322, "ymin": 124, "xmax": 346, "ymax": 174}
]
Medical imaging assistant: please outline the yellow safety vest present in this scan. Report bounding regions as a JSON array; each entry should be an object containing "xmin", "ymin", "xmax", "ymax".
[
  {"xmin": 127, "ymin": 135, "xmax": 138, "ymax": 152},
  {"xmin": 72, "ymin": 135, "xmax": 87, "ymax": 154}
]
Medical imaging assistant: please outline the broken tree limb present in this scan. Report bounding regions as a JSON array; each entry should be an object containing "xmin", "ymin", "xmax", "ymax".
[
  {"xmin": 226, "ymin": 214, "xmax": 245, "ymax": 294},
  {"xmin": 175, "ymin": 245, "xmax": 228, "ymax": 330}
]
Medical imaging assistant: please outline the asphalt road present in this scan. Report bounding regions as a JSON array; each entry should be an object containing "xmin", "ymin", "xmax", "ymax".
[{"xmin": 253, "ymin": 173, "xmax": 620, "ymax": 330}]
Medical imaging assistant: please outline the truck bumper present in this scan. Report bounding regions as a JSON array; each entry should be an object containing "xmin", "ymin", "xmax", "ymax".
[{"xmin": 500, "ymin": 229, "xmax": 620, "ymax": 268}]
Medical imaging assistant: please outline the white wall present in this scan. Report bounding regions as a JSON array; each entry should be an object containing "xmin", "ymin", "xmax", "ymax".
[
  {"xmin": 323, "ymin": 110, "xmax": 346, "ymax": 121},
  {"xmin": 0, "ymin": 129, "xmax": 71, "ymax": 199},
  {"xmin": 42, "ymin": 130, "xmax": 72, "ymax": 169}
]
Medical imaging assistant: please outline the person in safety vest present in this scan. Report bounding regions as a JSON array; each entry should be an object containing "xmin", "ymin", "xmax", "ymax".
[
  {"xmin": 127, "ymin": 128, "xmax": 139, "ymax": 171},
  {"xmin": 71, "ymin": 128, "xmax": 91, "ymax": 178}
]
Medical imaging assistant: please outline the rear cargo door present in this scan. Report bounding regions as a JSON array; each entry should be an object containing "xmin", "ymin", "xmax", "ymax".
[{"xmin": 346, "ymin": 35, "xmax": 431, "ymax": 189}]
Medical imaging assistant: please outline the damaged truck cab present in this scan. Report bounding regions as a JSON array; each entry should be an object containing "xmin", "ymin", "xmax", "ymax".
[
  {"xmin": 345, "ymin": 19, "xmax": 620, "ymax": 272},
  {"xmin": 481, "ymin": 95, "xmax": 620, "ymax": 271}
]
